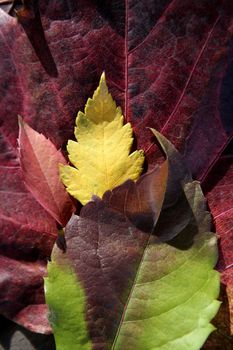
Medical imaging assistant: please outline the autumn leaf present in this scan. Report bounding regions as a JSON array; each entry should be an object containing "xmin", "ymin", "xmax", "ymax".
[
  {"xmin": 0, "ymin": 0, "xmax": 233, "ymax": 341},
  {"xmin": 0, "ymin": 117, "xmax": 76, "ymax": 333},
  {"xmin": 45, "ymin": 131, "xmax": 220, "ymax": 350},
  {"xmin": 19, "ymin": 117, "xmax": 75, "ymax": 227},
  {"xmin": 0, "ymin": 164, "xmax": 56, "ymax": 333},
  {"xmin": 203, "ymin": 155, "xmax": 233, "ymax": 340},
  {"xmin": 60, "ymin": 73, "xmax": 144, "ymax": 205},
  {"xmin": 0, "ymin": 1, "xmax": 232, "ymax": 179}
]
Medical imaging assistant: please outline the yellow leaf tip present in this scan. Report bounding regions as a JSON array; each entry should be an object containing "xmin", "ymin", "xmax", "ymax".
[
  {"xmin": 99, "ymin": 71, "xmax": 108, "ymax": 92},
  {"xmin": 100, "ymin": 71, "xmax": 106, "ymax": 81}
]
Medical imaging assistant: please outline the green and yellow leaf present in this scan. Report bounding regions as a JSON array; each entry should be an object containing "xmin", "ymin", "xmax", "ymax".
[
  {"xmin": 60, "ymin": 73, "xmax": 144, "ymax": 205},
  {"xmin": 45, "ymin": 130, "xmax": 220, "ymax": 350}
]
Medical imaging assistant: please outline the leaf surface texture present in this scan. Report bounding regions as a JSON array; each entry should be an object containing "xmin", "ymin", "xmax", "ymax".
[{"xmin": 0, "ymin": 0, "xmax": 232, "ymax": 337}]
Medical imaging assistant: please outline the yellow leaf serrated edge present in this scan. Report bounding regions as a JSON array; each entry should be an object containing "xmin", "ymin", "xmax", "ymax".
[{"xmin": 60, "ymin": 73, "xmax": 144, "ymax": 205}]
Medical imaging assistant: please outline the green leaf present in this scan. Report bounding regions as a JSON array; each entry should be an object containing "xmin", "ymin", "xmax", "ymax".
[{"xmin": 45, "ymin": 130, "xmax": 220, "ymax": 350}]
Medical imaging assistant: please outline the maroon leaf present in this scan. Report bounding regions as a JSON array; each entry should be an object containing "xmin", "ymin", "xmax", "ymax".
[
  {"xmin": 203, "ymin": 155, "xmax": 233, "ymax": 335},
  {"xmin": 0, "ymin": 1, "xmax": 233, "ymax": 180},
  {"xmin": 0, "ymin": 0, "xmax": 233, "ymax": 338},
  {"xmin": 19, "ymin": 118, "xmax": 75, "ymax": 227},
  {"xmin": 0, "ymin": 162, "xmax": 55, "ymax": 333},
  {"xmin": 130, "ymin": 1, "xmax": 233, "ymax": 179},
  {"xmin": 0, "ymin": 1, "xmax": 125, "ymax": 150},
  {"xmin": 204, "ymin": 156, "xmax": 233, "ymax": 274},
  {"xmin": 0, "ymin": 256, "xmax": 51, "ymax": 334}
]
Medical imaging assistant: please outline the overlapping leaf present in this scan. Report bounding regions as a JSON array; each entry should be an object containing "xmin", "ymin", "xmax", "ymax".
[
  {"xmin": 0, "ymin": 0, "xmax": 232, "ymax": 341},
  {"xmin": 0, "ymin": 1, "xmax": 233, "ymax": 178},
  {"xmin": 19, "ymin": 117, "xmax": 75, "ymax": 226},
  {"xmin": 0, "ymin": 162, "xmax": 56, "ymax": 333},
  {"xmin": 60, "ymin": 73, "xmax": 144, "ymax": 205},
  {"xmin": 0, "ymin": 114, "xmax": 77, "ymax": 334},
  {"xmin": 0, "ymin": 115, "xmax": 75, "ymax": 333},
  {"xmin": 45, "ymin": 132, "xmax": 220, "ymax": 350}
]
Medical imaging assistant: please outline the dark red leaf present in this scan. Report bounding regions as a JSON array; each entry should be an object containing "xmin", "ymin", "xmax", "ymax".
[
  {"xmin": 204, "ymin": 156, "xmax": 233, "ymax": 273},
  {"xmin": 0, "ymin": 0, "xmax": 233, "ymax": 338},
  {"xmin": 0, "ymin": 163, "xmax": 55, "ymax": 333},
  {"xmin": 130, "ymin": 1, "xmax": 233, "ymax": 179},
  {"xmin": 203, "ymin": 155, "xmax": 233, "ymax": 336},
  {"xmin": 0, "ymin": 1, "xmax": 233, "ymax": 179},
  {"xmin": 0, "ymin": 1, "xmax": 125, "ymax": 150}
]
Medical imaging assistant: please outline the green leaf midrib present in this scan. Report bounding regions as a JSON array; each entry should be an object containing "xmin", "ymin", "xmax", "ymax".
[{"xmin": 111, "ymin": 233, "xmax": 152, "ymax": 350}]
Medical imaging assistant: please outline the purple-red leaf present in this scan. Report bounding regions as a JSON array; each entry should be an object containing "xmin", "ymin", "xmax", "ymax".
[
  {"xmin": 0, "ymin": 0, "xmax": 233, "ymax": 339},
  {"xmin": 130, "ymin": 1, "xmax": 233, "ymax": 179},
  {"xmin": 0, "ymin": 1, "xmax": 233, "ymax": 180},
  {"xmin": 19, "ymin": 118, "xmax": 75, "ymax": 227},
  {"xmin": 203, "ymin": 155, "xmax": 233, "ymax": 336},
  {"xmin": 0, "ymin": 164, "xmax": 55, "ymax": 333}
]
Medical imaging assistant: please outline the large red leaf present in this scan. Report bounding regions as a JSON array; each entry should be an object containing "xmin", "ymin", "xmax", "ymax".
[
  {"xmin": 0, "ymin": 162, "xmax": 56, "ymax": 333},
  {"xmin": 0, "ymin": 0, "xmax": 233, "ymax": 341},
  {"xmin": 203, "ymin": 155, "xmax": 233, "ymax": 337},
  {"xmin": 129, "ymin": 1, "xmax": 233, "ymax": 179},
  {"xmin": 0, "ymin": 1, "xmax": 233, "ymax": 179}
]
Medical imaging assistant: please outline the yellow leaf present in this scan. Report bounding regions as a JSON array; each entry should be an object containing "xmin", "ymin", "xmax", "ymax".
[{"xmin": 60, "ymin": 72, "xmax": 144, "ymax": 205}]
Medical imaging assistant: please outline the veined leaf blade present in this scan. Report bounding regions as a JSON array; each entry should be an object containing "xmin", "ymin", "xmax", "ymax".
[{"xmin": 46, "ymin": 131, "xmax": 220, "ymax": 350}]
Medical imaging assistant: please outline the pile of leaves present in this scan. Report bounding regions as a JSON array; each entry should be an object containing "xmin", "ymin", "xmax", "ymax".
[{"xmin": 0, "ymin": 0, "xmax": 233, "ymax": 349}]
